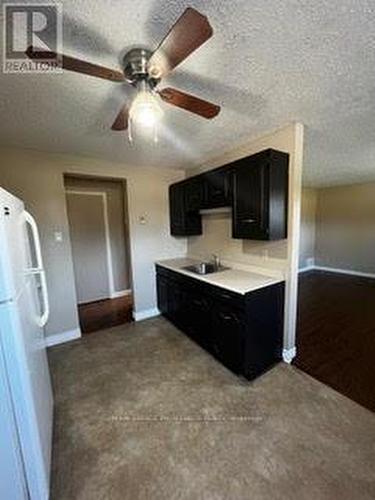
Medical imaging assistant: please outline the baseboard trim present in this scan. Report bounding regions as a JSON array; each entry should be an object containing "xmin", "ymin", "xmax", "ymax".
[
  {"xmin": 110, "ymin": 289, "xmax": 132, "ymax": 299},
  {"xmin": 46, "ymin": 328, "xmax": 81, "ymax": 347},
  {"xmin": 133, "ymin": 308, "xmax": 160, "ymax": 322},
  {"xmin": 299, "ymin": 265, "xmax": 375, "ymax": 280},
  {"xmin": 283, "ymin": 347, "xmax": 296, "ymax": 364},
  {"xmin": 78, "ymin": 296, "xmax": 108, "ymax": 305},
  {"xmin": 313, "ymin": 266, "xmax": 375, "ymax": 280},
  {"xmin": 298, "ymin": 265, "xmax": 315, "ymax": 273}
]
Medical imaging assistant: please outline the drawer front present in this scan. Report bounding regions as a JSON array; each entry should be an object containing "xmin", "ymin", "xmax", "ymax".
[{"xmin": 207, "ymin": 285, "xmax": 245, "ymax": 312}]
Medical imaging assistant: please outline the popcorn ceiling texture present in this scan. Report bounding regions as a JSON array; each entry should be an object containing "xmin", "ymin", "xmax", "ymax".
[{"xmin": 0, "ymin": 0, "xmax": 374, "ymax": 187}]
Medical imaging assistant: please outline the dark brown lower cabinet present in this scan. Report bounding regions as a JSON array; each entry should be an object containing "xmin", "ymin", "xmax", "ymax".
[{"xmin": 156, "ymin": 265, "xmax": 284, "ymax": 380}]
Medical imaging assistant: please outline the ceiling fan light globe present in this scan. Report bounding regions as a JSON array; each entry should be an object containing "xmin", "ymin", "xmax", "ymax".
[
  {"xmin": 129, "ymin": 91, "xmax": 163, "ymax": 127},
  {"xmin": 131, "ymin": 102, "xmax": 158, "ymax": 127}
]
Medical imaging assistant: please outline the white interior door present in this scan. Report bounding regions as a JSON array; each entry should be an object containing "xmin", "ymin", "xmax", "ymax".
[{"xmin": 66, "ymin": 192, "xmax": 112, "ymax": 304}]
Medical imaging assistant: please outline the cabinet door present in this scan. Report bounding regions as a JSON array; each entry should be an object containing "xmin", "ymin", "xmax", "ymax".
[
  {"xmin": 203, "ymin": 169, "xmax": 231, "ymax": 208},
  {"xmin": 169, "ymin": 184, "xmax": 186, "ymax": 235},
  {"xmin": 243, "ymin": 283, "xmax": 284, "ymax": 380},
  {"xmin": 169, "ymin": 183, "xmax": 202, "ymax": 236},
  {"xmin": 185, "ymin": 178, "xmax": 203, "ymax": 211},
  {"xmin": 168, "ymin": 278, "xmax": 186, "ymax": 326},
  {"xmin": 156, "ymin": 275, "xmax": 169, "ymax": 315},
  {"xmin": 232, "ymin": 160, "xmax": 269, "ymax": 239},
  {"xmin": 212, "ymin": 306, "xmax": 244, "ymax": 373},
  {"xmin": 184, "ymin": 291, "xmax": 212, "ymax": 348}
]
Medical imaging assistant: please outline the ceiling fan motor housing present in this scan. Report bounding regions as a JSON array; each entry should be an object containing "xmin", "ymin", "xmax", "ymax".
[{"xmin": 122, "ymin": 48, "xmax": 159, "ymax": 87}]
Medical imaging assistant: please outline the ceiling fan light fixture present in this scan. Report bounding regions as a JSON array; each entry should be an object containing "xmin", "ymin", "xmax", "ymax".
[
  {"xmin": 128, "ymin": 81, "xmax": 163, "ymax": 143},
  {"xmin": 26, "ymin": 8, "xmax": 221, "ymax": 137}
]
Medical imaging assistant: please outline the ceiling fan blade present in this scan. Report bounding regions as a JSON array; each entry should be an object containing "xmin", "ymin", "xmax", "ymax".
[
  {"xmin": 111, "ymin": 105, "xmax": 129, "ymax": 131},
  {"xmin": 158, "ymin": 87, "xmax": 220, "ymax": 119},
  {"xmin": 148, "ymin": 7, "xmax": 213, "ymax": 79},
  {"xmin": 25, "ymin": 46, "xmax": 124, "ymax": 82}
]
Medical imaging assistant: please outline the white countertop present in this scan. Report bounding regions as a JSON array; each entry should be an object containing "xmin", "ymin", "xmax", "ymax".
[{"xmin": 156, "ymin": 257, "xmax": 284, "ymax": 295}]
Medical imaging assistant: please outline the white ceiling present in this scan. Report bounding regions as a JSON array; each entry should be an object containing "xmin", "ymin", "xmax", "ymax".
[{"xmin": 0, "ymin": 0, "xmax": 374, "ymax": 187}]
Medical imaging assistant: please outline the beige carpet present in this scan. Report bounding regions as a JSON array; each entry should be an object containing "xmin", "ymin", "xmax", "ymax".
[{"xmin": 48, "ymin": 316, "xmax": 375, "ymax": 499}]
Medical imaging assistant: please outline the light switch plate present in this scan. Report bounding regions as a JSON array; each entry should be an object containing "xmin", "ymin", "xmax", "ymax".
[{"xmin": 54, "ymin": 231, "xmax": 63, "ymax": 242}]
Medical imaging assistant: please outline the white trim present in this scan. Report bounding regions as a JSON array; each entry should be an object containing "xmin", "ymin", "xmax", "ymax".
[
  {"xmin": 65, "ymin": 190, "xmax": 115, "ymax": 298},
  {"xmin": 298, "ymin": 265, "xmax": 375, "ymax": 280},
  {"xmin": 284, "ymin": 123, "xmax": 305, "ymax": 357},
  {"xmin": 314, "ymin": 265, "xmax": 375, "ymax": 280},
  {"xmin": 46, "ymin": 328, "xmax": 81, "ymax": 347},
  {"xmin": 283, "ymin": 347, "xmax": 296, "ymax": 363},
  {"xmin": 101, "ymin": 192, "xmax": 115, "ymax": 296},
  {"xmin": 133, "ymin": 308, "xmax": 160, "ymax": 322},
  {"xmin": 77, "ymin": 295, "xmax": 109, "ymax": 305},
  {"xmin": 298, "ymin": 265, "xmax": 315, "ymax": 273},
  {"xmin": 77, "ymin": 289, "xmax": 132, "ymax": 304},
  {"xmin": 110, "ymin": 289, "xmax": 132, "ymax": 299}
]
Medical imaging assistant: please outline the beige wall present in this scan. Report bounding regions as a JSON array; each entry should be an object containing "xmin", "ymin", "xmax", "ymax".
[
  {"xmin": 0, "ymin": 147, "xmax": 186, "ymax": 337},
  {"xmin": 64, "ymin": 176, "xmax": 131, "ymax": 294},
  {"xmin": 315, "ymin": 182, "xmax": 375, "ymax": 273},
  {"xmin": 299, "ymin": 188, "xmax": 318, "ymax": 269},
  {"xmin": 186, "ymin": 123, "xmax": 305, "ymax": 352}
]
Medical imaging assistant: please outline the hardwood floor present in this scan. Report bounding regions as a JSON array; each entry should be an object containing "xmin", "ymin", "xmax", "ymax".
[
  {"xmin": 295, "ymin": 270, "xmax": 375, "ymax": 412},
  {"xmin": 78, "ymin": 295, "xmax": 133, "ymax": 334}
]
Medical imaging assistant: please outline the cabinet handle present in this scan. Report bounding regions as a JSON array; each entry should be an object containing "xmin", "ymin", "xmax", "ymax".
[
  {"xmin": 219, "ymin": 311, "xmax": 242, "ymax": 325},
  {"xmin": 242, "ymin": 218, "xmax": 256, "ymax": 223},
  {"xmin": 221, "ymin": 314, "xmax": 232, "ymax": 321},
  {"xmin": 220, "ymin": 312, "xmax": 237, "ymax": 322}
]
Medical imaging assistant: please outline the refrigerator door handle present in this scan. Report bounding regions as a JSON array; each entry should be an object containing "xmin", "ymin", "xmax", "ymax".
[{"xmin": 23, "ymin": 211, "xmax": 50, "ymax": 328}]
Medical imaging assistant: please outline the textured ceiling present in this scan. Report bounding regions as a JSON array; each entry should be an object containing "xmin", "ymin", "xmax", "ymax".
[{"xmin": 0, "ymin": 0, "xmax": 374, "ymax": 186}]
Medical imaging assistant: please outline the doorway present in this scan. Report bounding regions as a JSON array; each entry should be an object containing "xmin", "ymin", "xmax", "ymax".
[
  {"xmin": 64, "ymin": 175, "xmax": 133, "ymax": 333},
  {"xmin": 295, "ymin": 184, "xmax": 375, "ymax": 412}
]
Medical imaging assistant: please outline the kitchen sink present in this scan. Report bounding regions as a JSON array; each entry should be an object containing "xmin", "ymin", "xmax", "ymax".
[{"xmin": 182, "ymin": 262, "xmax": 230, "ymax": 275}]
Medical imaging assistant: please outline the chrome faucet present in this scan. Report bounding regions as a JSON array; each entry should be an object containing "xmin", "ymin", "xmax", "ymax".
[{"xmin": 212, "ymin": 254, "xmax": 220, "ymax": 269}]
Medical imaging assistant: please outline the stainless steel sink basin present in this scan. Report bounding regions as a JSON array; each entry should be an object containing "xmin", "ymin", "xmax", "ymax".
[{"xmin": 182, "ymin": 262, "xmax": 230, "ymax": 275}]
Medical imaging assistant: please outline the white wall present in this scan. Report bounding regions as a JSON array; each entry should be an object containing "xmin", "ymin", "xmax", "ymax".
[
  {"xmin": 186, "ymin": 123, "xmax": 304, "ymax": 354},
  {"xmin": 0, "ymin": 147, "xmax": 186, "ymax": 337}
]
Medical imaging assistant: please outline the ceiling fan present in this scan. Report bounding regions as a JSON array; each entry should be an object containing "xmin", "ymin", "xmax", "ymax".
[{"xmin": 26, "ymin": 7, "xmax": 220, "ymax": 141}]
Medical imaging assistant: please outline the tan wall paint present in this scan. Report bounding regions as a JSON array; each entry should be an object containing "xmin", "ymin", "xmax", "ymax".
[
  {"xmin": 64, "ymin": 176, "xmax": 131, "ymax": 294},
  {"xmin": 299, "ymin": 188, "xmax": 318, "ymax": 269},
  {"xmin": 315, "ymin": 182, "xmax": 375, "ymax": 273},
  {"xmin": 186, "ymin": 123, "xmax": 304, "ymax": 352},
  {"xmin": 0, "ymin": 147, "xmax": 186, "ymax": 337}
]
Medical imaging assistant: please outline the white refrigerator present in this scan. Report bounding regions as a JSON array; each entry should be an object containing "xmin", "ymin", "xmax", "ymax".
[{"xmin": 0, "ymin": 188, "xmax": 53, "ymax": 500}]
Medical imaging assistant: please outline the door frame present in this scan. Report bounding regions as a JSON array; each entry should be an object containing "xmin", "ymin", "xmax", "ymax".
[{"xmin": 65, "ymin": 189, "xmax": 116, "ymax": 302}]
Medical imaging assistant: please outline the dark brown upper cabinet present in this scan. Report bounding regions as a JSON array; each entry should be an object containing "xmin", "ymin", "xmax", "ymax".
[
  {"xmin": 232, "ymin": 150, "xmax": 289, "ymax": 240},
  {"xmin": 169, "ymin": 182, "xmax": 202, "ymax": 236},
  {"xmin": 184, "ymin": 177, "xmax": 204, "ymax": 211},
  {"xmin": 169, "ymin": 148, "xmax": 289, "ymax": 240},
  {"xmin": 202, "ymin": 167, "xmax": 232, "ymax": 208}
]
